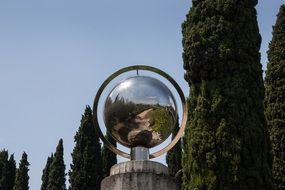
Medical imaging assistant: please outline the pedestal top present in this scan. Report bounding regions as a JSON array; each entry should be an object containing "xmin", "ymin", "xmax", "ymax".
[{"xmin": 110, "ymin": 160, "xmax": 169, "ymax": 176}]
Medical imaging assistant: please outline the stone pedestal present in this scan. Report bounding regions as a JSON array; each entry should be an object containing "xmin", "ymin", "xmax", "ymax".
[{"xmin": 101, "ymin": 161, "xmax": 178, "ymax": 190}]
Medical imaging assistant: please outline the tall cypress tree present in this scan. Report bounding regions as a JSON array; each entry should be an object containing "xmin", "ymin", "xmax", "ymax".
[
  {"xmin": 41, "ymin": 154, "xmax": 53, "ymax": 190},
  {"xmin": 47, "ymin": 139, "xmax": 66, "ymax": 190},
  {"xmin": 0, "ymin": 150, "xmax": 16, "ymax": 190},
  {"xmin": 0, "ymin": 150, "xmax": 9, "ymax": 190},
  {"xmin": 265, "ymin": 4, "xmax": 285, "ymax": 189},
  {"xmin": 182, "ymin": 0, "xmax": 272, "ymax": 189},
  {"xmin": 69, "ymin": 106, "xmax": 103, "ymax": 190},
  {"xmin": 7, "ymin": 154, "xmax": 16, "ymax": 190},
  {"xmin": 102, "ymin": 133, "xmax": 117, "ymax": 178},
  {"xmin": 166, "ymin": 119, "xmax": 182, "ymax": 188},
  {"xmin": 13, "ymin": 152, "xmax": 29, "ymax": 190}
]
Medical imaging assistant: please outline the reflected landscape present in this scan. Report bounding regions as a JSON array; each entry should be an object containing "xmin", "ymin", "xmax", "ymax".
[{"xmin": 104, "ymin": 76, "xmax": 177, "ymax": 148}]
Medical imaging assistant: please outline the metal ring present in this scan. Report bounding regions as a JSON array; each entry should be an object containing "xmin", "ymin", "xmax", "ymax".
[{"xmin": 93, "ymin": 65, "xmax": 188, "ymax": 159}]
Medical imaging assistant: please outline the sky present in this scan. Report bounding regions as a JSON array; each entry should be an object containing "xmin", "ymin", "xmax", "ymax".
[{"xmin": 0, "ymin": 0, "xmax": 284, "ymax": 189}]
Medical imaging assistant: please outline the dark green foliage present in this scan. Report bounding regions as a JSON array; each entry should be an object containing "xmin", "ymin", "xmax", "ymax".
[
  {"xmin": 0, "ymin": 150, "xmax": 16, "ymax": 190},
  {"xmin": 265, "ymin": 4, "xmax": 285, "ymax": 189},
  {"xmin": 102, "ymin": 133, "xmax": 117, "ymax": 178},
  {"xmin": 47, "ymin": 139, "xmax": 66, "ymax": 190},
  {"xmin": 166, "ymin": 119, "xmax": 182, "ymax": 189},
  {"xmin": 0, "ymin": 150, "xmax": 9, "ymax": 190},
  {"xmin": 13, "ymin": 152, "xmax": 29, "ymax": 190},
  {"xmin": 41, "ymin": 154, "xmax": 53, "ymax": 190},
  {"xmin": 7, "ymin": 155, "xmax": 16, "ymax": 190},
  {"xmin": 104, "ymin": 97, "xmax": 136, "ymax": 128},
  {"xmin": 182, "ymin": 0, "xmax": 272, "ymax": 189},
  {"xmin": 69, "ymin": 106, "xmax": 103, "ymax": 190}
]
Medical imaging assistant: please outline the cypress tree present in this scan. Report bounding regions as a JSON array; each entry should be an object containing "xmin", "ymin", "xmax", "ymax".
[
  {"xmin": 0, "ymin": 150, "xmax": 16, "ymax": 190},
  {"xmin": 69, "ymin": 106, "xmax": 103, "ymax": 190},
  {"xmin": 182, "ymin": 0, "xmax": 272, "ymax": 189},
  {"xmin": 0, "ymin": 150, "xmax": 9, "ymax": 189},
  {"xmin": 166, "ymin": 119, "xmax": 182, "ymax": 189},
  {"xmin": 265, "ymin": 4, "xmax": 285, "ymax": 189},
  {"xmin": 13, "ymin": 152, "xmax": 29, "ymax": 190},
  {"xmin": 47, "ymin": 139, "xmax": 66, "ymax": 190},
  {"xmin": 41, "ymin": 154, "xmax": 53, "ymax": 190},
  {"xmin": 102, "ymin": 133, "xmax": 117, "ymax": 178},
  {"xmin": 7, "ymin": 154, "xmax": 16, "ymax": 190}
]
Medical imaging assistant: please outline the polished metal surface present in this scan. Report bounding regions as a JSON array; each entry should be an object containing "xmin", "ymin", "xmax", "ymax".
[
  {"xmin": 104, "ymin": 76, "xmax": 177, "ymax": 148},
  {"xmin": 131, "ymin": 147, "xmax": 150, "ymax": 160},
  {"xmin": 93, "ymin": 65, "xmax": 188, "ymax": 159}
]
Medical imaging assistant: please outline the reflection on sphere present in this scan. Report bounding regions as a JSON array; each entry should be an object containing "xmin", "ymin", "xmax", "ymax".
[{"xmin": 103, "ymin": 76, "xmax": 178, "ymax": 148}]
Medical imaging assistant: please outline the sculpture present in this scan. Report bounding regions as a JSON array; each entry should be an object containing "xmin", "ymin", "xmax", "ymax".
[{"xmin": 93, "ymin": 65, "xmax": 187, "ymax": 160}]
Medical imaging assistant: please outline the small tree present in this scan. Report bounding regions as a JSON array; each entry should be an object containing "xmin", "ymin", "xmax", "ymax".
[
  {"xmin": 41, "ymin": 154, "xmax": 53, "ymax": 190},
  {"xmin": 102, "ymin": 133, "xmax": 117, "ymax": 178},
  {"xmin": 265, "ymin": 4, "xmax": 285, "ymax": 189},
  {"xmin": 47, "ymin": 139, "xmax": 66, "ymax": 190},
  {"xmin": 13, "ymin": 152, "xmax": 29, "ymax": 190},
  {"xmin": 7, "ymin": 154, "xmax": 16, "ymax": 190},
  {"xmin": 69, "ymin": 106, "xmax": 103, "ymax": 190},
  {"xmin": 0, "ymin": 150, "xmax": 16, "ymax": 190}
]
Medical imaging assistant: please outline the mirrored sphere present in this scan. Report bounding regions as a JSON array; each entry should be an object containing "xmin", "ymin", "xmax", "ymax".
[{"xmin": 103, "ymin": 76, "xmax": 178, "ymax": 148}]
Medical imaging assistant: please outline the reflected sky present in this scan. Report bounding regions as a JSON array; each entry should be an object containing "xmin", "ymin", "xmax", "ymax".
[{"xmin": 108, "ymin": 76, "xmax": 177, "ymax": 111}]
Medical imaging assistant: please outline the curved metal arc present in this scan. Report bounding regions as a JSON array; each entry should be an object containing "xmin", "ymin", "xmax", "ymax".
[
  {"xmin": 93, "ymin": 65, "xmax": 188, "ymax": 159},
  {"xmin": 149, "ymin": 71, "xmax": 188, "ymax": 158}
]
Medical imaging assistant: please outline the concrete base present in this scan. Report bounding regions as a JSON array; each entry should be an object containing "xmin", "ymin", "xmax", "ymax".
[{"xmin": 101, "ymin": 161, "xmax": 178, "ymax": 190}]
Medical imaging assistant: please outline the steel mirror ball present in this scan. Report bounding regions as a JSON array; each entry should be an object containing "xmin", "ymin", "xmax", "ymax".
[
  {"xmin": 93, "ymin": 65, "xmax": 188, "ymax": 159},
  {"xmin": 103, "ymin": 76, "xmax": 178, "ymax": 148}
]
